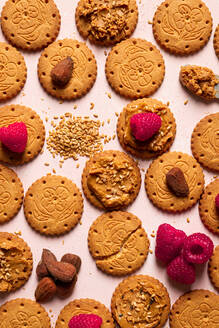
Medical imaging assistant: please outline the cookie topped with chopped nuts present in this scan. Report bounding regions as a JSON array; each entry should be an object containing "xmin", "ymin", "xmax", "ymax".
[
  {"xmin": 117, "ymin": 98, "xmax": 176, "ymax": 159},
  {"xmin": 0, "ymin": 232, "xmax": 33, "ymax": 293},
  {"xmin": 111, "ymin": 275, "xmax": 170, "ymax": 328},
  {"xmin": 82, "ymin": 150, "xmax": 141, "ymax": 210}
]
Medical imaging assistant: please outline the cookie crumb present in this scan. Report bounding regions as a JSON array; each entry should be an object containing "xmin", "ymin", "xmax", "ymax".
[
  {"xmin": 107, "ymin": 119, "xmax": 110, "ymax": 124},
  {"xmin": 90, "ymin": 102, "xmax": 94, "ymax": 110},
  {"xmin": 52, "ymin": 169, "xmax": 56, "ymax": 174},
  {"xmin": 150, "ymin": 233, "xmax": 155, "ymax": 238},
  {"xmin": 184, "ymin": 99, "xmax": 189, "ymax": 105},
  {"xmin": 45, "ymin": 117, "xmax": 48, "ymax": 122},
  {"xmin": 62, "ymin": 240, "xmax": 64, "ymax": 245},
  {"xmin": 166, "ymin": 101, "xmax": 170, "ymax": 106},
  {"xmin": 115, "ymin": 112, "xmax": 119, "ymax": 117},
  {"xmin": 107, "ymin": 92, "xmax": 111, "ymax": 99},
  {"xmin": 73, "ymin": 105, "xmax": 77, "ymax": 110},
  {"xmin": 141, "ymin": 168, "xmax": 145, "ymax": 172},
  {"xmin": 187, "ymin": 218, "xmax": 190, "ymax": 223},
  {"xmin": 76, "ymin": 163, "xmax": 80, "ymax": 168},
  {"xmin": 148, "ymin": 20, "xmax": 153, "ymax": 24},
  {"xmin": 149, "ymin": 249, "xmax": 153, "ymax": 254},
  {"xmin": 14, "ymin": 231, "xmax": 22, "ymax": 236},
  {"xmin": 44, "ymin": 162, "xmax": 50, "ymax": 166},
  {"xmin": 93, "ymin": 114, "xmax": 98, "ymax": 118},
  {"xmin": 104, "ymin": 50, "xmax": 107, "ymax": 56},
  {"xmin": 59, "ymin": 100, "xmax": 63, "ymax": 104},
  {"xmin": 112, "ymin": 134, "xmax": 116, "ymax": 140}
]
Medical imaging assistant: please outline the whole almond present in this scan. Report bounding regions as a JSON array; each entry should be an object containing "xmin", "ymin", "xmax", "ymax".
[
  {"xmin": 35, "ymin": 277, "xmax": 56, "ymax": 302},
  {"xmin": 166, "ymin": 167, "xmax": 189, "ymax": 197},
  {"xmin": 47, "ymin": 261, "xmax": 76, "ymax": 282},
  {"xmin": 51, "ymin": 57, "xmax": 73, "ymax": 87},
  {"xmin": 42, "ymin": 249, "xmax": 57, "ymax": 266},
  {"xmin": 56, "ymin": 275, "xmax": 77, "ymax": 299},
  {"xmin": 61, "ymin": 254, "xmax": 81, "ymax": 273},
  {"xmin": 36, "ymin": 260, "xmax": 49, "ymax": 280}
]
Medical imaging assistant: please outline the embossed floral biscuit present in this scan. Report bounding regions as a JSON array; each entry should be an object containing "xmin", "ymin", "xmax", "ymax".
[
  {"xmin": 88, "ymin": 211, "xmax": 149, "ymax": 276},
  {"xmin": 82, "ymin": 150, "xmax": 141, "ymax": 210},
  {"xmin": 208, "ymin": 245, "xmax": 219, "ymax": 291},
  {"xmin": 75, "ymin": 0, "xmax": 138, "ymax": 46},
  {"xmin": 0, "ymin": 164, "xmax": 23, "ymax": 224},
  {"xmin": 169, "ymin": 290, "xmax": 219, "ymax": 328},
  {"xmin": 111, "ymin": 275, "xmax": 170, "ymax": 328},
  {"xmin": 0, "ymin": 298, "xmax": 51, "ymax": 328},
  {"xmin": 105, "ymin": 38, "xmax": 165, "ymax": 99},
  {"xmin": 0, "ymin": 105, "xmax": 45, "ymax": 165},
  {"xmin": 24, "ymin": 175, "xmax": 84, "ymax": 236},
  {"xmin": 191, "ymin": 113, "xmax": 219, "ymax": 172},
  {"xmin": 117, "ymin": 98, "xmax": 176, "ymax": 158},
  {"xmin": 0, "ymin": 232, "xmax": 33, "ymax": 293},
  {"xmin": 56, "ymin": 299, "xmax": 114, "ymax": 328},
  {"xmin": 0, "ymin": 42, "xmax": 26, "ymax": 101},
  {"xmin": 1, "ymin": 0, "xmax": 60, "ymax": 51},
  {"xmin": 145, "ymin": 152, "xmax": 204, "ymax": 212},
  {"xmin": 38, "ymin": 39, "xmax": 97, "ymax": 100},
  {"xmin": 214, "ymin": 25, "xmax": 219, "ymax": 59},
  {"xmin": 153, "ymin": 0, "xmax": 212, "ymax": 55},
  {"xmin": 199, "ymin": 179, "xmax": 219, "ymax": 235}
]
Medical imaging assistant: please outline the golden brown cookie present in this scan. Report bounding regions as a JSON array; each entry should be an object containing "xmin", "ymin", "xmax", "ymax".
[
  {"xmin": 38, "ymin": 39, "xmax": 97, "ymax": 100},
  {"xmin": 0, "ymin": 42, "xmax": 26, "ymax": 101},
  {"xmin": 24, "ymin": 174, "xmax": 84, "ymax": 236},
  {"xmin": 0, "ymin": 232, "xmax": 33, "ymax": 293},
  {"xmin": 82, "ymin": 150, "xmax": 141, "ymax": 210},
  {"xmin": 191, "ymin": 113, "xmax": 219, "ymax": 172},
  {"xmin": 0, "ymin": 104, "xmax": 45, "ymax": 165},
  {"xmin": 0, "ymin": 298, "xmax": 51, "ymax": 327},
  {"xmin": 169, "ymin": 289, "xmax": 219, "ymax": 328},
  {"xmin": 199, "ymin": 179, "xmax": 219, "ymax": 235},
  {"xmin": 105, "ymin": 38, "xmax": 165, "ymax": 99},
  {"xmin": 0, "ymin": 163, "xmax": 23, "ymax": 224},
  {"xmin": 75, "ymin": 0, "xmax": 138, "ymax": 46},
  {"xmin": 1, "ymin": 0, "xmax": 60, "ymax": 51},
  {"xmin": 208, "ymin": 245, "xmax": 219, "ymax": 291},
  {"xmin": 153, "ymin": 0, "xmax": 213, "ymax": 55},
  {"xmin": 214, "ymin": 24, "xmax": 219, "ymax": 59},
  {"xmin": 117, "ymin": 98, "xmax": 176, "ymax": 159},
  {"xmin": 111, "ymin": 275, "xmax": 170, "ymax": 328},
  {"xmin": 56, "ymin": 298, "xmax": 114, "ymax": 328},
  {"xmin": 88, "ymin": 211, "xmax": 150, "ymax": 276},
  {"xmin": 145, "ymin": 151, "xmax": 204, "ymax": 212}
]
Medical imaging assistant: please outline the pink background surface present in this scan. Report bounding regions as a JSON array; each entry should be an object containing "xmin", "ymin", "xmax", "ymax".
[{"xmin": 0, "ymin": 0, "xmax": 218, "ymax": 327}]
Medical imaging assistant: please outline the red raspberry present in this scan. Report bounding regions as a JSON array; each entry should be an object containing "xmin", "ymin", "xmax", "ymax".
[
  {"xmin": 167, "ymin": 255, "xmax": 196, "ymax": 285},
  {"xmin": 0, "ymin": 122, "xmax": 27, "ymax": 153},
  {"xmin": 130, "ymin": 112, "xmax": 162, "ymax": 141},
  {"xmin": 215, "ymin": 193, "xmax": 219, "ymax": 210},
  {"xmin": 68, "ymin": 314, "xmax": 102, "ymax": 328},
  {"xmin": 182, "ymin": 233, "xmax": 214, "ymax": 264},
  {"xmin": 155, "ymin": 223, "xmax": 187, "ymax": 264}
]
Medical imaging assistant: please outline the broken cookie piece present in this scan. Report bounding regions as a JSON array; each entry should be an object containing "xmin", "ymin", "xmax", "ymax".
[
  {"xmin": 51, "ymin": 57, "xmax": 73, "ymax": 87},
  {"xmin": 180, "ymin": 65, "xmax": 218, "ymax": 100}
]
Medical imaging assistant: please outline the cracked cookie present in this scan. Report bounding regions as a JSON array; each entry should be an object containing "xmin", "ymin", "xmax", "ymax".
[
  {"xmin": 111, "ymin": 275, "xmax": 170, "ymax": 328},
  {"xmin": 117, "ymin": 98, "xmax": 176, "ymax": 158},
  {"xmin": 82, "ymin": 150, "xmax": 141, "ymax": 210},
  {"xmin": 88, "ymin": 211, "xmax": 149, "ymax": 276},
  {"xmin": 75, "ymin": 0, "xmax": 138, "ymax": 46},
  {"xmin": 0, "ymin": 232, "xmax": 33, "ymax": 293}
]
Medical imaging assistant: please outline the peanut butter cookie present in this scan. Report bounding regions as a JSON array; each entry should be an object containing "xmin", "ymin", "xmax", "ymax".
[
  {"xmin": 82, "ymin": 150, "xmax": 141, "ymax": 210},
  {"xmin": 199, "ymin": 179, "xmax": 219, "ymax": 235},
  {"xmin": 208, "ymin": 245, "xmax": 219, "ymax": 291},
  {"xmin": 153, "ymin": 0, "xmax": 212, "ymax": 55},
  {"xmin": 0, "ymin": 163, "xmax": 23, "ymax": 224},
  {"xmin": 0, "ymin": 232, "xmax": 33, "ymax": 293},
  {"xmin": 145, "ymin": 152, "xmax": 204, "ymax": 212},
  {"xmin": 214, "ymin": 24, "xmax": 219, "ymax": 59},
  {"xmin": 117, "ymin": 98, "xmax": 176, "ymax": 158},
  {"xmin": 1, "ymin": 0, "xmax": 60, "ymax": 51},
  {"xmin": 105, "ymin": 38, "xmax": 165, "ymax": 99},
  {"xmin": 111, "ymin": 275, "xmax": 170, "ymax": 328},
  {"xmin": 56, "ymin": 299, "xmax": 114, "ymax": 328},
  {"xmin": 191, "ymin": 113, "xmax": 219, "ymax": 172},
  {"xmin": 88, "ymin": 211, "xmax": 149, "ymax": 276},
  {"xmin": 38, "ymin": 39, "xmax": 97, "ymax": 100},
  {"xmin": 0, "ymin": 105, "xmax": 45, "ymax": 165},
  {"xmin": 75, "ymin": 0, "xmax": 138, "ymax": 46},
  {"xmin": 24, "ymin": 174, "xmax": 84, "ymax": 236},
  {"xmin": 0, "ymin": 299, "xmax": 51, "ymax": 328},
  {"xmin": 0, "ymin": 42, "xmax": 26, "ymax": 101},
  {"xmin": 169, "ymin": 290, "xmax": 219, "ymax": 328}
]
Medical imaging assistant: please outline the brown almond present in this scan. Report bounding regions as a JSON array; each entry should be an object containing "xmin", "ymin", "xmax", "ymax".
[
  {"xmin": 166, "ymin": 167, "xmax": 189, "ymax": 197},
  {"xmin": 61, "ymin": 254, "xmax": 81, "ymax": 273},
  {"xmin": 36, "ymin": 260, "xmax": 49, "ymax": 280},
  {"xmin": 51, "ymin": 57, "xmax": 73, "ymax": 87},
  {"xmin": 56, "ymin": 275, "xmax": 77, "ymax": 299},
  {"xmin": 47, "ymin": 261, "xmax": 76, "ymax": 282},
  {"xmin": 35, "ymin": 277, "xmax": 56, "ymax": 302},
  {"xmin": 42, "ymin": 249, "xmax": 57, "ymax": 267}
]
